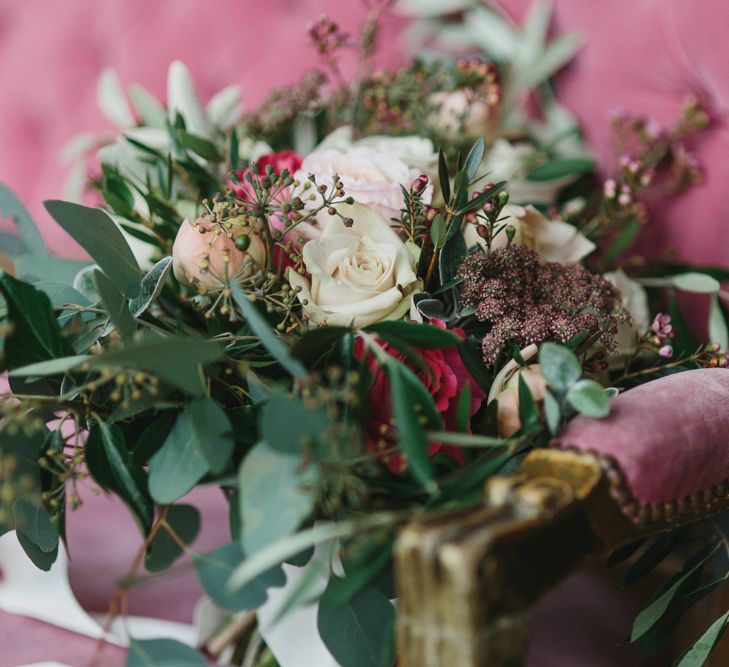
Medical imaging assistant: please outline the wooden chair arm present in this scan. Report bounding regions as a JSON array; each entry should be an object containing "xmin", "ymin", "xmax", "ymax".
[{"xmin": 395, "ymin": 448, "xmax": 729, "ymax": 667}]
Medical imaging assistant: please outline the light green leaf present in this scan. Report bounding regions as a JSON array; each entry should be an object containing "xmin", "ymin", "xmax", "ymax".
[
  {"xmin": 239, "ymin": 441, "xmax": 319, "ymax": 555},
  {"xmin": 676, "ymin": 610, "xmax": 729, "ymax": 667},
  {"xmin": 430, "ymin": 214, "xmax": 446, "ymax": 250},
  {"xmin": 230, "ymin": 282, "xmax": 307, "ymax": 378},
  {"xmin": 194, "ymin": 542, "xmax": 285, "ymax": 612},
  {"xmin": 94, "ymin": 270, "xmax": 135, "ymax": 338},
  {"xmin": 671, "ymin": 272, "xmax": 720, "ymax": 294},
  {"xmin": 15, "ymin": 255, "xmax": 90, "ymax": 285},
  {"xmin": 260, "ymin": 390, "xmax": 330, "ymax": 455},
  {"xmin": 0, "ymin": 183, "xmax": 48, "ymax": 257},
  {"xmin": 148, "ymin": 412, "xmax": 211, "ymax": 504},
  {"xmin": 44, "ymin": 200, "xmax": 141, "ymax": 297},
  {"xmin": 543, "ymin": 388, "xmax": 561, "ymax": 435},
  {"xmin": 129, "ymin": 256, "xmax": 173, "ymax": 317},
  {"xmin": 566, "ymin": 379, "xmax": 610, "ymax": 418},
  {"xmin": 189, "ymin": 397, "xmax": 234, "ymax": 473},
  {"xmin": 128, "ymin": 83, "xmax": 167, "ymax": 128},
  {"xmin": 708, "ymin": 295, "xmax": 728, "ymax": 350},
  {"xmin": 463, "ymin": 137, "xmax": 485, "ymax": 181},
  {"xmin": 539, "ymin": 342, "xmax": 582, "ymax": 393},
  {"xmin": 9, "ymin": 355, "xmax": 90, "ymax": 378},
  {"xmin": 97, "ymin": 68, "xmax": 135, "ymax": 128}
]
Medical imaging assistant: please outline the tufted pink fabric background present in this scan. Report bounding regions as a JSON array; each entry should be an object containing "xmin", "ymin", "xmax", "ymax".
[{"xmin": 1, "ymin": 1, "xmax": 727, "ymax": 665}]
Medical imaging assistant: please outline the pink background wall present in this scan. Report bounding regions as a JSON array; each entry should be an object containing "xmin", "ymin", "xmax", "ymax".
[{"xmin": 0, "ymin": 0, "xmax": 726, "ymax": 274}]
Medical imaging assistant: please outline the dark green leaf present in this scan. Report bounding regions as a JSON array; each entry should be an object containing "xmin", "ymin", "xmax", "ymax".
[
  {"xmin": 229, "ymin": 127, "xmax": 240, "ymax": 171},
  {"xmin": 230, "ymin": 282, "xmax": 307, "ymax": 379},
  {"xmin": 0, "ymin": 272, "xmax": 74, "ymax": 370},
  {"xmin": 188, "ymin": 398, "xmax": 234, "ymax": 473},
  {"xmin": 430, "ymin": 213, "xmax": 446, "ymax": 250},
  {"xmin": 365, "ymin": 320, "xmax": 460, "ymax": 349},
  {"xmin": 260, "ymin": 390, "xmax": 331, "ymax": 455},
  {"xmin": 44, "ymin": 200, "xmax": 141, "ymax": 297},
  {"xmin": 438, "ymin": 232, "xmax": 466, "ymax": 287},
  {"xmin": 145, "ymin": 505, "xmax": 200, "ymax": 572},
  {"xmin": 455, "ymin": 383, "xmax": 471, "ymax": 433},
  {"xmin": 126, "ymin": 638, "xmax": 206, "ymax": 667},
  {"xmin": 194, "ymin": 542, "xmax": 285, "ymax": 611},
  {"xmin": 16, "ymin": 531, "xmax": 58, "ymax": 571},
  {"xmin": 0, "ymin": 183, "xmax": 47, "ymax": 257},
  {"xmin": 12, "ymin": 498, "xmax": 58, "ymax": 553},
  {"xmin": 317, "ymin": 584, "xmax": 395, "ymax": 667},
  {"xmin": 96, "ymin": 422, "xmax": 154, "ymax": 532},
  {"xmin": 177, "ymin": 129, "xmax": 222, "ymax": 161},
  {"xmin": 321, "ymin": 547, "xmax": 391, "ymax": 609},
  {"xmin": 525, "ymin": 157, "xmax": 594, "ymax": 182},
  {"xmin": 623, "ymin": 528, "xmax": 688, "ymax": 586},
  {"xmin": 385, "ymin": 362, "xmax": 437, "ymax": 493},
  {"xmin": 94, "ymin": 270, "xmax": 135, "ymax": 338},
  {"xmin": 517, "ymin": 372, "xmax": 540, "ymax": 430},
  {"xmin": 239, "ymin": 440, "xmax": 319, "ymax": 554},
  {"xmin": 132, "ymin": 413, "xmax": 177, "ymax": 466},
  {"xmin": 291, "ymin": 326, "xmax": 351, "ymax": 366},
  {"xmin": 129, "ymin": 256, "xmax": 173, "ymax": 317},
  {"xmin": 438, "ymin": 150, "xmax": 450, "ymax": 202}
]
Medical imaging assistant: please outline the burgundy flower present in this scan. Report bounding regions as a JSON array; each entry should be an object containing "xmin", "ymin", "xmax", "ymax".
[{"xmin": 355, "ymin": 321, "xmax": 486, "ymax": 473}]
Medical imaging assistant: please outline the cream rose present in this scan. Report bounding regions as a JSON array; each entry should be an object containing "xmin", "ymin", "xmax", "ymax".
[
  {"xmin": 487, "ymin": 344, "xmax": 547, "ymax": 437},
  {"xmin": 172, "ymin": 214, "xmax": 266, "ymax": 290},
  {"xmin": 295, "ymin": 145, "xmax": 432, "ymax": 220},
  {"xmin": 604, "ymin": 269, "xmax": 649, "ymax": 357},
  {"xmin": 287, "ymin": 203, "xmax": 420, "ymax": 327},
  {"xmin": 463, "ymin": 204, "xmax": 595, "ymax": 265}
]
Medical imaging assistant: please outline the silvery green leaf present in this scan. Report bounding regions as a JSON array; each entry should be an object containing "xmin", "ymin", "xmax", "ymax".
[
  {"xmin": 97, "ymin": 68, "xmax": 135, "ymax": 129},
  {"xmin": 59, "ymin": 131, "xmax": 104, "ymax": 164},
  {"xmin": 128, "ymin": 83, "xmax": 167, "ymax": 128},
  {"xmin": 516, "ymin": 32, "xmax": 582, "ymax": 90},
  {"xmin": 518, "ymin": 0, "xmax": 552, "ymax": 67},
  {"xmin": 709, "ymin": 295, "xmax": 728, "ymax": 351},
  {"xmin": 129, "ymin": 256, "xmax": 173, "ymax": 317},
  {"xmin": 672, "ymin": 272, "xmax": 720, "ymax": 294},
  {"xmin": 0, "ymin": 183, "xmax": 47, "ymax": 258},
  {"xmin": 62, "ymin": 159, "xmax": 88, "ymax": 203},
  {"xmin": 293, "ymin": 115, "xmax": 318, "ymax": 155},
  {"xmin": 167, "ymin": 60, "xmax": 213, "ymax": 139},
  {"xmin": 206, "ymin": 85, "xmax": 243, "ymax": 129},
  {"xmin": 397, "ymin": 0, "xmax": 474, "ymax": 17},
  {"xmin": 462, "ymin": 7, "xmax": 517, "ymax": 59}
]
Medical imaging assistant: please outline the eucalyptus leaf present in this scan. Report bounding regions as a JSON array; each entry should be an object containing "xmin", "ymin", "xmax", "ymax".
[
  {"xmin": 126, "ymin": 638, "xmax": 207, "ymax": 667},
  {"xmin": 708, "ymin": 295, "xmax": 728, "ymax": 351},
  {"xmin": 543, "ymin": 388, "xmax": 561, "ymax": 435},
  {"xmin": 671, "ymin": 272, "xmax": 720, "ymax": 294},
  {"xmin": 194, "ymin": 542, "xmax": 285, "ymax": 611},
  {"xmin": 239, "ymin": 440, "xmax": 319, "ymax": 555},
  {"xmin": 566, "ymin": 379, "xmax": 610, "ymax": 418},
  {"xmin": 0, "ymin": 183, "xmax": 47, "ymax": 257},
  {"xmin": 8, "ymin": 355, "xmax": 90, "ymax": 378},
  {"xmin": 129, "ymin": 256, "xmax": 173, "ymax": 317},
  {"xmin": 189, "ymin": 397, "xmax": 234, "ymax": 473},
  {"xmin": 12, "ymin": 498, "xmax": 58, "ymax": 553},
  {"xmin": 16, "ymin": 531, "xmax": 58, "ymax": 571},
  {"xmin": 145, "ymin": 505, "xmax": 200, "ymax": 572},
  {"xmin": 260, "ymin": 390, "xmax": 331, "ymax": 455},
  {"xmin": 539, "ymin": 342, "xmax": 582, "ymax": 393},
  {"xmin": 44, "ymin": 200, "xmax": 141, "ymax": 297},
  {"xmin": 317, "ymin": 584, "xmax": 395, "ymax": 667},
  {"xmin": 148, "ymin": 412, "xmax": 211, "ymax": 504},
  {"xmin": 94, "ymin": 270, "xmax": 135, "ymax": 338}
]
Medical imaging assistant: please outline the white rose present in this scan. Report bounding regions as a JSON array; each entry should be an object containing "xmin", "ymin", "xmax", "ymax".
[
  {"xmin": 463, "ymin": 204, "xmax": 595, "ymax": 264},
  {"xmin": 287, "ymin": 203, "xmax": 421, "ymax": 327},
  {"xmin": 604, "ymin": 269, "xmax": 649, "ymax": 356},
  {"xmin": 295, "ymin": 145, "xmax": 432, "ymax": 220},
  {"xmin": 487, "ymin": 344, "xmax": 548, "ymax": 437},
  {"xmin": 481, "ymin": 139, "xmax": 576, "ymax": 206}
]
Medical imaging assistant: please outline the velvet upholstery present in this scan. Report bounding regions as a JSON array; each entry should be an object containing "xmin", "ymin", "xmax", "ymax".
[{"xmin": 555, "ymin": 369, "xmax": 729, "ymax": 506}]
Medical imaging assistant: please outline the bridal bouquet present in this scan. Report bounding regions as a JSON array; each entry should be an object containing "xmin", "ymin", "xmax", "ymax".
[{"xmin": 0, "ymin": 2, "xmax": 723, "ymax": 665}]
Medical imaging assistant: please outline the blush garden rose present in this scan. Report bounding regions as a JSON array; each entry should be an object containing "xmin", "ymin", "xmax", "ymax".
[
  {"xmin": 172, "ymin": 213, "xmax": 266, "ymax": 290},
  {"xmin": 287, "ymin": 203, "xmax": 420, "ymax": 327}
]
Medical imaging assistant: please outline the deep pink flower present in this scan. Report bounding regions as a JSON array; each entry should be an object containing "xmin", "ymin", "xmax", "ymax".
[
  {"xmin": 229, "ymin": 150, "xmax": 303, "ymax": 200},
  {"xmin": 355, "ymin": 320, "xmax": 486, "ymax": 474}
]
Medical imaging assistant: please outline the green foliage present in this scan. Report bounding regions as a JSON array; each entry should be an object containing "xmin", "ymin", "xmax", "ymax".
[
  {"xmin": 566, "ymin": 379, "xmax": 610, "ymax": 418},
  {"xmin": 675, "ymin": 611, "xmax": 729, "ymax": 667},
  {"xmin": 194, "ymin": 542, "xmax": 285, "ymax": 611},
  {"xmin": 126, "ymin": 638, "xmax": 207, "ymax": 667},
  {"xmin": 145, "ymin": 505, "xmax": 200, "ymax": 572},
  {"xmin": 44, "ymin": 200, "xmax": 141, "ymax": 297},
  {"xmin": 317, "ymin": 584, "xmax": 395, "ymax": 667},
  {"xmin": 0, "ymin": 182, "xmax": 48, "ymax": 257},
  {"xmin": 260, "ymin": 390, "xmax": 331, "ymax": 455},
  {"xmin": 0, "ymin": 272, "xmax": 74, "ymax": 371},
  {"xmin": 148, "ymin": 404, "xmax": 230, "ymax": 504},
  {"xmin": 539, "ymin": 342, "xmax": 582, "ymax": 393},
  {"xmin": 525, "ymin": 157, "xmax": 594, "ymax": 182},
  {"xmin": 94, "ymin": 270, "xmax": 135, "ymax": 339},
  {"xmin": 129, "ymin": 256, "xmax": 173, "ymax": 317},
  {"xmin": 365, "ymin": 320, "xmax": 461, "ymax": 349},
  {"xmin": 239, "ymin": 440, "xmax": 320, "ymax": 555}
]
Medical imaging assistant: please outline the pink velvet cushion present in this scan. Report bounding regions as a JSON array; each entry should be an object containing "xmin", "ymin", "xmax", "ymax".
[{"xmin": 554, "ymin": 368, "xmax": 729, "ymax": 506}]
